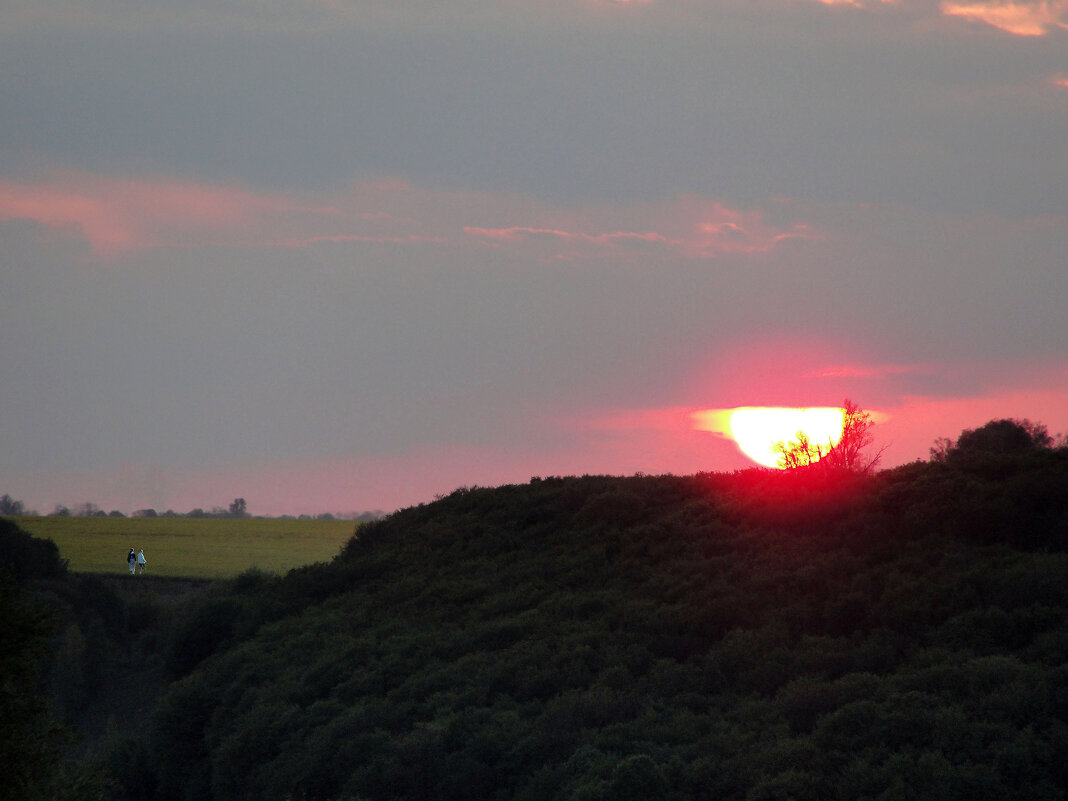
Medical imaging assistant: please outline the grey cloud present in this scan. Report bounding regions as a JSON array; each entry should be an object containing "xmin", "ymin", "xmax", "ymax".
[{"xmin": 3, "ymin": 3, "xmax": 1067, "ymax": 213}]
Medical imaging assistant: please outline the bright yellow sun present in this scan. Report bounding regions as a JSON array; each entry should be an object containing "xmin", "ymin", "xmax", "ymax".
[{"xmin": 729, "ymin": 407, "xmax": 846, "ymax": 468}]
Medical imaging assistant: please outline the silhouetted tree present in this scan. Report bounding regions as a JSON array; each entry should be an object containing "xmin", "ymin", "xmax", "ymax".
[
  {"xmin": 776, "ymin": 399, "xmax": 883, "ymax": 474},
  {"xmin": 229, "ymin": 498, "xmax": 248, "ymax": 518},
  {"xmin": 822, "ymin": 399, "xmax": 884, "ymax": 473},
  {"xmin": 776, "ymin": 429, "xmax": 826, "ymax": 470},
  {"xmin": 932, "ymin": 418, "xmax": 1053, "ymax": 463},
  {"xmin": 0, "ymin": 494, "xmax": 25, "ymax": 516},
  {"xmin": 928, "ymin": 436, "xmax": 954, "ymax": 463},
  {"xmin": 0, "ymin": 517, "xmax": 67, "ymax": 580}
]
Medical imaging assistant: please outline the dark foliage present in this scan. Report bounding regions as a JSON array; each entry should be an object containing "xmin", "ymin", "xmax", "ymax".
[
  {"xmin": 0, "ymin": 517, "xmax": 115, "ymax": 800},
  {"xmin": 116, "ymin": 452, "xmax": 1068, "ymax": 801},
  {"xmin": 0, "ymin": 572, "xmax": 68, "ymax": 801},
  {"xmin": 0, "ymin": 517, "xmax": 153, "ymax": 799},
  {"xmin": 1, "ymin": 493, "xmax": 27, "ymax": 516},
  {"xmin": 932, "ymin": 418, "xmax": 1056, "ymax": 465},
  {"xmin": 0, "ymin": 515, "xmax": 68, "ymax": 581},
  {"xmin": 15, "ymin": 442, "xmax": 1068, "ymax": 800}
]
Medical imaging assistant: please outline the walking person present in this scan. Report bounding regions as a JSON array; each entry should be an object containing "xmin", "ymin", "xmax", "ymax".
[
  {"xmin": 127, "ymin": 548, "xmax": 136, "ymax": 574},
  {"xmin": 136, "ymin": 548, "xmax": 147, "ymax": 575}
]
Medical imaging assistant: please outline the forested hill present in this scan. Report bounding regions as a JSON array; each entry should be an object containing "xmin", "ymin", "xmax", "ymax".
[
  {"xmin": 7, "ymin": 446, "xmax": 1068, "ymax": 800},
  {"xmin": 123, "ymin": 450, "xmax": 1067, "ymax": 801}
]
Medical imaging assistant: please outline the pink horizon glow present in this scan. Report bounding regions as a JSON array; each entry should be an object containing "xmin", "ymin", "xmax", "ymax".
[
  {"xmin": 804, "ymin": 363, "xmax": 934, "ymax": 379},
  {"xmin": 6, "ymin": 359, "xmax": 1067, "ymax": 515}
]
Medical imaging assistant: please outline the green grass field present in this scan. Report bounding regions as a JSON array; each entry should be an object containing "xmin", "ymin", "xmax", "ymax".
[{"xmin": 16, "ymin": 516, "xmax": 360, "ymax": 579}]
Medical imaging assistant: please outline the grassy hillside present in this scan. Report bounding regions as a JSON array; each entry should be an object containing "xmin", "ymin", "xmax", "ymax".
[
  {"xmin": 16, "ymin": 515, "xmax": 356, "ymax": 578},
  {"xmin": 6, "ymin": 446, "xmax": 1068, "ymax": 800}
]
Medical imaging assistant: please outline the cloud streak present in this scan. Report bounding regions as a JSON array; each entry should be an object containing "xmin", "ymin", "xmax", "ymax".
[
  {"xmin": 0, "ymin": 171, "xmax": 819, "ymax": 262},
  {"xmin": 464, "ymin": 198, "xmax": 819, "ymax": 260},
  {"xmin": 940, "ymin": 0, "xmax": 1068, "ymax": 34},
  {"xmin": 0, "ymin": 172, "xmax": 308, "ymax": 256}
]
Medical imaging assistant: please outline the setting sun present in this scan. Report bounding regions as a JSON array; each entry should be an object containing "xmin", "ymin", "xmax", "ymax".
[{"xmin": 729, "ymin": 407, "xmax": 846, "ymax": 468}]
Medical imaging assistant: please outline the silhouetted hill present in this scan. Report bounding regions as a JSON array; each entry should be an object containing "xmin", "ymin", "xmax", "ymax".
[
  {"xmin": 7, "ymin": 448, "xmax": 1068, "ymax": 800},
  {"xmin": 129, "ymin": 454, "xmax": 1068, "ymax": 801}
]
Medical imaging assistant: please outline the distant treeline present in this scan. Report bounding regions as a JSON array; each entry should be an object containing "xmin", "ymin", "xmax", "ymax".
[
  {"xmin": 3, "ymin": 417, "xmax": 1067, "ymax": 801},
  {"xmin": 0, "ymin": 493, "xmax": 384, "ymax": 522}
]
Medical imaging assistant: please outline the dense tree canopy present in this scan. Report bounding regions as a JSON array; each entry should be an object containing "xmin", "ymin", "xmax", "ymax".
[
  {"xmin": 126, "ymin": 444, "xmax": 1068, "ymax": 800},
  {"xmin": 0, "ymin": 519, "xmax": 70, "ymax": 801},
  {"xmin": 931, "ymin": 418, "xmax": 1057, "ymax": 463},
  {"xmin": 8, "ymin": 421, "xmax": 1068, "ymax": 801}
]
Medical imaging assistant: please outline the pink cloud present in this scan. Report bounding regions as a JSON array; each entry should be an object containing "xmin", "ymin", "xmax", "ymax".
[
  {"xmin": 0, "ymin": 172, "xmax": 314, "ymax": 256},
  {"xmin": 787, "ymin": 0, "xmax": 900, "ymax": 8},
  {"xmin": 464, "ymin": 197, "xmax": 818, "ymax": 261},
  {"xmin": 463, "ymin": 224, "xmax": 665, "ymax": 260},
  {"xmin": 463, "ymin": 225, "xmax": 670, "ymax": 255},
  {"xmin": 940, "ymin": 0, "xmax": 1068, "ymax": 35},
  {"xmin": 0, "ymin": 172, "xmax": 491, "ymax": 257},
  {"xmin": 687, "ymin": 203, "xmax": 817, "ymax": 256},
  {"xmin": 774, "ymin": 0, "xmax": 1068, "ymax": 32},
  {"xmin": 0, "ymin": 171, "xmax": 819, "ymax": 262}
]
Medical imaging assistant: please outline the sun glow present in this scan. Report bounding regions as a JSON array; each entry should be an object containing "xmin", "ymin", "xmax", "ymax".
[{"xmin": 729, "ymin": 407, "xmax": 846, "ymax": 468}]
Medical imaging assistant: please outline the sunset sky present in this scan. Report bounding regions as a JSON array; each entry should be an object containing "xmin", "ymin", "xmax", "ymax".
[{"xmin": 2, "ymin": 0, "xmax": 1067, "ymax": 516}]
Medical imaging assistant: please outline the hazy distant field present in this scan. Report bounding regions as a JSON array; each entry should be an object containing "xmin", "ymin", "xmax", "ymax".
[{"xmin": 16, "ymin": 516, "xmax": 359, "ymax": 579}]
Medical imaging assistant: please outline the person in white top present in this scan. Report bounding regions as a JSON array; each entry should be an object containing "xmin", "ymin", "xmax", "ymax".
[{"xmin": 136, "ymin": 549, "xmax": 147, "ymax": 575}]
